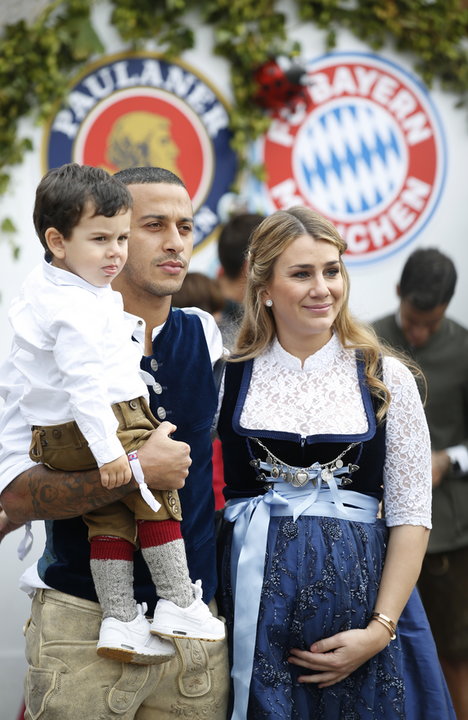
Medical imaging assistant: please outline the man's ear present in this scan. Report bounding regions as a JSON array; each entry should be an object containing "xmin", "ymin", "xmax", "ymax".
[
  {"xmin": 45, "ymin": 227, "xmax": 66, "ymax": 259},
  {"xmin": 396, "ymin": 283, "xmax": 401, "ymax": 299}
]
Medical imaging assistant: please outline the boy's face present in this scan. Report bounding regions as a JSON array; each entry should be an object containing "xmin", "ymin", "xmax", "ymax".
[{"xmin": 49, "ymin": 203, "xmax": 131, "ymax": 287}]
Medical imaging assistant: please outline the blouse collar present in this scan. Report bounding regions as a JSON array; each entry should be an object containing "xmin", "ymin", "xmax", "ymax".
[{"xmin": 268, "ymin": 333, "xmax": 342, "ymax": 372}]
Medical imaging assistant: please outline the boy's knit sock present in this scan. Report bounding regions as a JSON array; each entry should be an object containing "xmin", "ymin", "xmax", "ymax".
[
  {"xmin": 138, "ymin": 520, "xmax": 194, "ymax": 608},
  {"xmin": 90, "ymin": 536, "xmax": 137, "ymax": 621}
]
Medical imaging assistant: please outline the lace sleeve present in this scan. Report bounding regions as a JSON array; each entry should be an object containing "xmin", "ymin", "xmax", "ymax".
[{"xmin": 383, "ymin": 356, "xmax": 432, "ymax": 528}]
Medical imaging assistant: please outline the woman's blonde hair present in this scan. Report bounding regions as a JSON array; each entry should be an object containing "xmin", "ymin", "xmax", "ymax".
[{"xmin": 232, "ymin": 206, "xmax": 402, "ymax": 421}]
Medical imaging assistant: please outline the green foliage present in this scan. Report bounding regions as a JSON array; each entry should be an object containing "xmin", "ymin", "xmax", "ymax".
[
  {"xmin": 1, "ymin": 217, "xmax": 20, "ymax": 259},
  {"xmin": 296, "ymin": 0, "xmax": 468, "ymax": 103},
  {"xmin": 0, "ymin": 0, "xmax": 102, "ymax": 180},
  {"xmin": 0, "ymin": 0, "xmax": 467, "ymax": 254}
]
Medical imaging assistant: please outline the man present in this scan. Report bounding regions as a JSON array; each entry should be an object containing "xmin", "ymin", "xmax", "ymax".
[
  {"xmin": 0, "ymin": 167, "xmax": 229, "ymax": 719},
  {"xmin": 373, "ymin": 247, "xmax": 468, "ymax": 720},
  {"xmin": 216, "ymin": 212, "xmax": 264, "ymax": 348}
]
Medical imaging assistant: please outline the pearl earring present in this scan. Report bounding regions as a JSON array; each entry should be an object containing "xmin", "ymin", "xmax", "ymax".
[{"xmin": 265, "ymin": 299, "xmax": 273, "ymax": 307}]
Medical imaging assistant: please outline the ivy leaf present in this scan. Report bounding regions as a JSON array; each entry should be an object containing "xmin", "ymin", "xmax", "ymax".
[
  {"xmin": 1, "ymin": 217, "xmax": 17, "ymax": 233},
  {"xmin": 66, "ymin": 16, "xmax": 105, "ymax": 61},
  {"xmin": 0, "ymin": 174, "xmax": 10, "ymax": 195}
]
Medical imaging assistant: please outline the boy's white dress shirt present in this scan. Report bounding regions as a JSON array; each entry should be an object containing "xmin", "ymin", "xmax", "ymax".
[{"xmin": 5, "ymin": 260, "xmax": 149, "ymax": 467}]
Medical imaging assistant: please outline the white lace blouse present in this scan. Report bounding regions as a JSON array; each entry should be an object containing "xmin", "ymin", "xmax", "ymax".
[{"xmin": 225, "ymin": 334, "xmax": 432, "ymax": 529}]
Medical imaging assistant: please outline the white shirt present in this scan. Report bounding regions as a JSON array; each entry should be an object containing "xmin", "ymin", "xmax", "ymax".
[
  {"xmin": 221, "ymin": 334, "xmax": 432, "ymax": 528},
  {"xmin": 4, "ymin": 260, "xmax": 149, "ymax": 466},
  {"xmin": 0, "ymin": 298, "xmax": 223, "ymax": 494}
]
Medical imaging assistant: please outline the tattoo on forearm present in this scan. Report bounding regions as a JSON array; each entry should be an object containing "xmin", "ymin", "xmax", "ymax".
[{"xmin": 23, "ymin": 466, "xmax": 135, "ymax": 520}]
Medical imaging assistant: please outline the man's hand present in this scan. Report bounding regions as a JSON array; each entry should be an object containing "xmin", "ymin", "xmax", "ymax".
[
  {"xmin": 99, "ymin": 455, "xmax": 132, "ymax": 489},
  {"xmin": 431, "ymin": 449, "xmax": 451, "ymax": 487},
  {"xmin": 138, "ymin": 422, "xmax": 191, "ymax": 490}
]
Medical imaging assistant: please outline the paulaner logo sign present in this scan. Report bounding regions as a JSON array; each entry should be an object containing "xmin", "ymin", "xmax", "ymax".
[
  {"xmin": 43, "ymin": 52, "xmax": 237, "ymax": 250},
  {"xmin": 260, "ymin": 52, "xmax": 446, "ymax": 264}
]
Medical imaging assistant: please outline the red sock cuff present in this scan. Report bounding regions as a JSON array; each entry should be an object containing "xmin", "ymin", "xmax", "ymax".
[
  {"xmin": 137, "ymin": 519, "xmax": 182, "ymax": 548},
  {"xmin": 90, "ymin": 535, "xmax": 134, "ymax": 561}
]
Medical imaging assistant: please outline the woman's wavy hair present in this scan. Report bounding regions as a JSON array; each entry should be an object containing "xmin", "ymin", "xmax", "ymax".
[{"xmin": 231, "ymin": 206, "xmax": 404, "ymax": 421}]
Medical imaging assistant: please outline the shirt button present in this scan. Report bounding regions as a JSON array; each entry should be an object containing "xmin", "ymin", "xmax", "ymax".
[
  {"xmin": 153, "ymin": 382, "xmax": 162, "ymax": 395},
  {"xmin": 150, "ymin": 359, "xmax": 158, "ymax": 372},
  {"xmin": 157, "ymin": 406, "xmax": 167, "ymax": 420},
  {"xmin": 137, "ymin": 320, "xmax": 143, "ymax": 326},
  {"xmin": 129, "ymin": 400, "xmax": 138, "ymax": 410}
]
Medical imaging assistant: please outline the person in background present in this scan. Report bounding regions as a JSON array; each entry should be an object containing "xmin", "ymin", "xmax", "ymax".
[
  {"xmin": 172, "ymin": 271, "xmax": 225, "ymax": 324},
  {"xmin": 217, "ymin": 212, "xmax": 264, "ymax": 349},
  {"xmin": 0, "ymin": 166, "xmax": 229, "ymax": 719},
  {"xmin": 172, "ymin": 270, "xmax": 227, "ymax": 511},
  {"xmin": 373, "ymin": 247, "xmax": 468, "ymax": 720},
  {"xmin": 216, "ymin": 208, "xmax": 455, "ymax": 718}
]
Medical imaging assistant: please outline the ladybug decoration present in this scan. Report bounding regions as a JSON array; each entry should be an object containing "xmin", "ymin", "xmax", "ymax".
[{"xmin": 253, "ymin": 56, "xmax": 311, "ymax": 114}]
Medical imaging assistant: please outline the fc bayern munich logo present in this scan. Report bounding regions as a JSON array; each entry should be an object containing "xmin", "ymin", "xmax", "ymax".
[
  {"xmin": 260, "ymin": 52, "xmax": 446, "ymax": 264},
  {"xmin": 42, "ymin": 52, "xmax": 237, "ymax": 250}
]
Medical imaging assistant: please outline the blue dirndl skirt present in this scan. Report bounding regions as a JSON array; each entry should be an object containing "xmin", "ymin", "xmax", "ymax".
[{"xmin": 219, "ymin": 514, "xmax": 455, "ymax": 720}]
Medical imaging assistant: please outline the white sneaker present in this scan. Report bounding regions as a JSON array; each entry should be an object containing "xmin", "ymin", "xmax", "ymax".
[
  {"xmin": 150, "ymin": 580, "xmax": 225, "ymax": 642},
  {"xmin": 97, "ymin": 603, "xmax": 176, "ymax": 664}
]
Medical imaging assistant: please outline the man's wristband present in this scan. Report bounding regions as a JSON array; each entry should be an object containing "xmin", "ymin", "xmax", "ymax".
[
  {"xmin": 127, "ymin": 450, "xmax": 161, "ymax": 514},
  {"xmin": 127, "ymin": 450, "xmax": 145, "ymax": 484}
]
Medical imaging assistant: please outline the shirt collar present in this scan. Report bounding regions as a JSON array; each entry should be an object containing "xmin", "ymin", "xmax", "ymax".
[
  {"xmin": 128, "ymin": 314, "xmax": 166, "ymax": 346},
  {"xmin": 42, "ymin": 258, "xmax": 110, "ymax": 297}
]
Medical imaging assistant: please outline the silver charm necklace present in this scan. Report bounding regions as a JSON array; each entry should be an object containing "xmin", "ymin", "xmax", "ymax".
[{"xmin": 249, "ymin": 437, "xmax": 360, "ymax": 488}]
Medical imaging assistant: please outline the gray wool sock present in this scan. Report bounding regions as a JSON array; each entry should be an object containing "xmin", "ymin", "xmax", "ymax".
[
  {"xmin": 90, "ymin": 558, "xmax": 138, "ymax": 621},
  {"xmin": 141, "ymin": 540, "xmax": 194, "ymax": 608}
]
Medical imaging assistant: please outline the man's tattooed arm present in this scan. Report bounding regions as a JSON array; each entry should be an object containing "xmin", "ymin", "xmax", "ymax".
[
  {"xmin": 0, "ymin": 465, "xmax": 137, "ymax": 524},
  {"xmin": 0, "ymin": 421, "xmax": 191, "ymax": 525}
]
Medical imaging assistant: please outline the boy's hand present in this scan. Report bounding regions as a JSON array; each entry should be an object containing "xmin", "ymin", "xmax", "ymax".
[{"xmin": 99, "ymin": 455, "xmax": 132, "ymax": 489}]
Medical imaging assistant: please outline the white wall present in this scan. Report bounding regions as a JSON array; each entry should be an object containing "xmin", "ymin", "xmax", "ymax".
[{"xmin": 0, "ymin": 2, "xmax": 467, "ymax": 715}]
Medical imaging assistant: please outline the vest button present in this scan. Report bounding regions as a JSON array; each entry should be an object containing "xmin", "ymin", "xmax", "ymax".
[
  {"xmin": 150, "ymin": 359, "xmax": 159, "ymax": 372},
  {"xmin": 153, "ymin": 382, "xmax": 162, "ymax": 395},
  {"xmin": 157, "ymin": 406, "xmax": 167, "ymax": 420}
]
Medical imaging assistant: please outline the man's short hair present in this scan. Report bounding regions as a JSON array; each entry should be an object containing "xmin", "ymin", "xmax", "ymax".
[
  {"xmin": 218, "ymin": 213, "xmax": 265, "ymax": 280},
  {"xmin": 33, "ymin": 163, "xmax": 132, "ymax": 258},
  {"xmin": 114, "ymin": 166, "xmax": 186, "ymax": 190},
  {"xmin": 399, "ymin": 248, "xmax": 457, "ymax": 310}
]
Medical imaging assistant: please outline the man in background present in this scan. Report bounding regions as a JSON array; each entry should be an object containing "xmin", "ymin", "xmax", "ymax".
[
  {"xmin": 217, "ymin": 212, "xmax": 264, "ymax": 348},
  {"xmin": 373, "ymin": 247, "xmax": 468, "ymax": 720}
]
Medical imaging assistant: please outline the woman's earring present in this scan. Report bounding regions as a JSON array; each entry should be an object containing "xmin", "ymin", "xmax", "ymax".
[{"xmin": 265, "ymin": 299, "xmax": 273, "ymax": 307}]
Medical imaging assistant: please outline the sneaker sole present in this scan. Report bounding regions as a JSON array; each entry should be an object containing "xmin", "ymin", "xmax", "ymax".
[
  {"xmin": 97, "ymin": 645, "xmax": 175, "ymax": 665},
  {"xmin": 150, "ymin": 627, "xmax": 225, "ymax": 642}
]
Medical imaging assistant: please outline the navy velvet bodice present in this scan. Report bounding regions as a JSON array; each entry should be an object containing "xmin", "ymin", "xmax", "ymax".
[{"xmin": 218, "ymin": 356, "xmax": 386, "ymax": 502}]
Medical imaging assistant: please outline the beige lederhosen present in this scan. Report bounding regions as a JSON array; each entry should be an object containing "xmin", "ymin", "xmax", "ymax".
[
  {"xmin": 29, "ymin": 396, "xmax": 182, "ymax": 546},
  {"xmin": 24, "ymin": 588, "xmax": 229, "ymax": 719}
]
